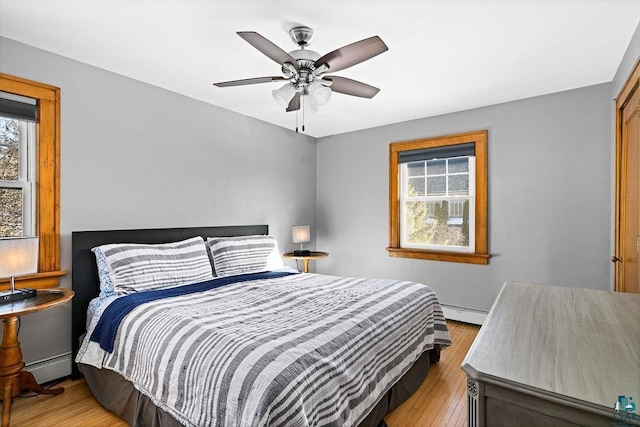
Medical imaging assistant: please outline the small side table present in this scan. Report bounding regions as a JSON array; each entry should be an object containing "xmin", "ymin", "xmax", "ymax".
[
  {"xmin": 0, "ymin": 288, "xmax": 74, "ymax": 427},
  {"xmin": 283, "ymin": 251, "xmax": 329, "ymax": 273}
]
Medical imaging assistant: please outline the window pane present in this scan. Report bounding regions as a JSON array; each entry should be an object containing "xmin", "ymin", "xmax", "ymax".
[
  {"xmin": 404, "ymin": 199, "xmax": 470, "ymax": 247},
  {"xmin": 427, "ymin": 176, "xmax": 446, "ymax": 196},
  {"xmin": 448, "ymin": 174, "xmax": 469, "ymax": 195},
  {"xmin": 407, "ymin": 161, "xmax": 424, "ymax": 177},
  {"xmin": 0, "ymin": 187, "xmax": 23, "ymax": 237},
  {"xmin": 404, "ymin": 200, "xmax": 427, "ymax": 241},
  {"xmin": 407, "ymin": 177, "xmax": 425, "ymax": 196},
  {"xmin": 0, "ymin": 117, "xmax": 19, "ymax": 181},
  {"xmin": 448, "ymin": 157, "xmax": 469, "ymax": 173},
  {"xmin": 426, "ymin": 159, "xmax": 445, "ymax": 175}
]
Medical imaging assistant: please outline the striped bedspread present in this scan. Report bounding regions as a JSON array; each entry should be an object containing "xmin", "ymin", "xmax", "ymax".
[{"xmin": 77, "ymin": 272, "xmax": 451, "ymax": 427}]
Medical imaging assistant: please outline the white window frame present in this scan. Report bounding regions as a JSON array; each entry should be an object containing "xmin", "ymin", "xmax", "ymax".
[
  {"xmin": 0, "ymin": 119, "xmax": 36, "ymax": 236},
  {"xmin": 399, "ymin": 156, "xmax": 476, "ymax": 253}
]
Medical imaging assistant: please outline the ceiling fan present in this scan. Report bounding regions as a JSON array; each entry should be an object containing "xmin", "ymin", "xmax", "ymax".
[{"xmin": 214, "ymin": 26, "xmax": 388, "ymax": 132}]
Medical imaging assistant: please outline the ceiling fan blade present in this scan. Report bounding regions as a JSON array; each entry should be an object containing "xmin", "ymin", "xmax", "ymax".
[
  {"xmin": 286, "ymin": 92, "xmax": 301, "ymax": 112},
  {"xmin": 214, "ymin": 76, "xmax": 287, "ymax": 87},
  {"xmin": 315, "ymin": 36, "xmax": 388, "ymax": 73},
  {"xmin": 323, "ymin": 76, "xmax": 380, "ymax": 98},
  {"xmin": 237, "ymin": 31, "xmax": 299, "ymax": 69}
]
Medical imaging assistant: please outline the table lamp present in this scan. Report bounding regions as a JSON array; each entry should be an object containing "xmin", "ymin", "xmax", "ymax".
[
  {"xmin": 292, "ymin": 225, "xmax": 311, "ymax": 256},
  {"xmin": 0, "ymin": 237, "xmax": 38, "ymax": 303}
]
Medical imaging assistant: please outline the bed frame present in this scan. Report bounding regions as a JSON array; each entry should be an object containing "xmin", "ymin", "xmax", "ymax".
[
  {"xmin": 71, "ymin": 224, "xmax": 268, "ymax": 379},
  {"xmin": 71, "ymin": 224, "xmax": 440, "ymax": 427}
]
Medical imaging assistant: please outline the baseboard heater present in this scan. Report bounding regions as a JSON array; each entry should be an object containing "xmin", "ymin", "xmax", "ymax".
[
  {"xmin": 440, "ymin": 304, "xmax": 488, "ymax": 326},
  {"xmin": 25, "ymin": 352, "xmax": 72, "ymax": 384}
]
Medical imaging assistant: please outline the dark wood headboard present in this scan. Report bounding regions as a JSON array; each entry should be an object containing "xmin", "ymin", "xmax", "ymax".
[{"xmin": 71, "ymin": 224, "xmax": 268, "ymax": 378}]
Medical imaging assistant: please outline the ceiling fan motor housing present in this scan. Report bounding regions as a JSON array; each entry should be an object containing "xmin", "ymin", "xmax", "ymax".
[{"xmin": 284, "ymin": 48, "xmax": 322, "ymax": 88}]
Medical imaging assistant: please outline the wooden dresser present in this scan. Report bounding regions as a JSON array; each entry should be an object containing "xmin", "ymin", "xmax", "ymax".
[{"xmin": 461, "ymin": 281, "xmax": 640, "ymax": 426}]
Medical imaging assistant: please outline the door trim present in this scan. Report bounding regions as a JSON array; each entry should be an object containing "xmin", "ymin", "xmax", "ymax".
[{"xmin": 614, "ymin": 58, "xmax": 640, "ymax": 292}]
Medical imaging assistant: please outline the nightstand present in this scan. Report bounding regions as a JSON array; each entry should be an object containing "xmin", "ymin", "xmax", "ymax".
[
  {"xmin": 283, "ymin": 251, "xmax": 329, "ymax": 273},
  {"xmin": 0, "ymin": 288, "xmax": 74, "ymax": 427}
]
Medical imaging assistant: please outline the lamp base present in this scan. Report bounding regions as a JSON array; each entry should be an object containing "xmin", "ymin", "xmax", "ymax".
[
  {"xmin": 293, "ymin": 250, "xmax": 311, "ymax": 256},
  {"xmin": 0, "ymin": 288, "xmax": 36, "ymax": 305}
]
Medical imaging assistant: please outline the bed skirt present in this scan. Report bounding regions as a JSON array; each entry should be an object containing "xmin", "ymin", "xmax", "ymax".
[{"xmin": 78, "ymin": 345, "xmax": 441, "ymax": 427}]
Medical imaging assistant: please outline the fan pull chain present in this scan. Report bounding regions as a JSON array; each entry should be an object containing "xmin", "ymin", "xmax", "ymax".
[
  {"xmin": 295, "ymin": 110, "xmax": 299, "ymax": 133},
  {"xmin": 302, "ymin": 95, "xmax": 306, "ymax": 132}
]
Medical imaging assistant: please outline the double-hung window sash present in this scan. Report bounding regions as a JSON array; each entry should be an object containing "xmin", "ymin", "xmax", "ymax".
[
  {"xmin": 399, "ymin": 143, "xmax": 476, "ymax": 253},
  {"xmin": 0, "ymin": 93, "xmax": 37, "ymax": 237}
]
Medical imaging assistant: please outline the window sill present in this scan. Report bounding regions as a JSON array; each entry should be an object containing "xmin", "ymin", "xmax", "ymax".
[
  {"xmin": 386, "ymin": 247, "xmax": 490, "ymax": 265},
  {"xmin": 0, "ymin": 271, "xmax": 67, "ymax": 291}
]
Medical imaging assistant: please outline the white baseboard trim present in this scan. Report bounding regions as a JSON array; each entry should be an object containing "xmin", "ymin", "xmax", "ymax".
[
  {"xmin": 441, "ymin": 304, "xmax": 488, "ymax": 326},
  {"xmin": 25, "ymin": 352, "xmax": 72, "ymax": 384}
]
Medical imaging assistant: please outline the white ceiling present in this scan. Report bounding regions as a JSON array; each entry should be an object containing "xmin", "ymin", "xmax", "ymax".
[{"xmin": 1, "ymin": 1, "xmax": 639, "ymax": 138}]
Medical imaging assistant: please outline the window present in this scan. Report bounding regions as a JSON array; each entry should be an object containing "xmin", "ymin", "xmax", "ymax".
[
  {"xmin": 401, "ymin": 154, "xmax": 475, "ymax": 252},
  {"xmin": 0, "ymin": 73, "xmax": 64, "ymax": 288},
  {"xmin": 388, "ymin": 130, "xmax": 489, "ymax": 264},
  {"xmin": 1, "ymin": 95, "xmax": 37, "ymax": 237}
]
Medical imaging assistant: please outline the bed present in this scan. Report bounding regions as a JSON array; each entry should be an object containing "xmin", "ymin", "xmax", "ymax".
[{"xmin": 71, "ymin": 225, "xmax": 451, "ymax": 427}]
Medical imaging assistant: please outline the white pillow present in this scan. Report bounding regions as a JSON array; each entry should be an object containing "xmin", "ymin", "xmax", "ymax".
[
  {"xmin": 92, "ymin": 236, "xmax": 214, "ymax": 295},
  {"xmin": 207, "ymin": 235, "xmax": 283, "ymax": 277}
]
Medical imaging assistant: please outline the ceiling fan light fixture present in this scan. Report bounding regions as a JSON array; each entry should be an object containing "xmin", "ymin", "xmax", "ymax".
[
  {"xmin": 302, "ymin": 93, "xmax": 318, "ymax": 115},
  {"xmin": 272, "ymin": 83, "xmax": 296, "ymax": 108},
  {"xmin": 310, "ymin": 81, "xmax": 332, "ymax": 107},
  {"xmin": 214, "ymin": 27, "xmax": 388, "ymax": 130}
]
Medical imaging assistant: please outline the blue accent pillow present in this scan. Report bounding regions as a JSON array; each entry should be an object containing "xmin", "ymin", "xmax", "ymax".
[{"xmin": 93, "ymin": 247, "xmax": 116, "ymax": 299}]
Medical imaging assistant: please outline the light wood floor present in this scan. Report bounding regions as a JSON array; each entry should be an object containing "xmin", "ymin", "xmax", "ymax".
[
  {"xmin": 9, "ymin": 321, "xmax": 479, "ymax": 426},
  {"xmin": 384, "ymin": 321, "xmax": 479, "ymax": 426}
]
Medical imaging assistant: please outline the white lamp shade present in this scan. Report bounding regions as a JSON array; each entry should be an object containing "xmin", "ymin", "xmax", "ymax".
[
  {"xmin": 301, "ymin": 93, "xmax": 318, "ymax": 115},
  {"xmin": 310, "ymin": 81, "xmax": 332, "ymax": 107},
  {"xmin": 0, "ymin": 237, "xmax": 39, "ymax": 278},
  {"xmin": 292, "ymin": 225, "xmax": 311, "ymax": 244},
  {"xmin": 272, "ymin": 84, "xmax": 296, "ymax": 108}
]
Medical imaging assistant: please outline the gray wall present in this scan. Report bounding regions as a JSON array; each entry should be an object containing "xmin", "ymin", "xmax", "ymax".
[
  {"xmin": 316, "ymin": 83, "xmax": 612, "ymax": 312},
  {"xmin": 0, "ymin": 37, "xmax": 317, "ymax": 367}
]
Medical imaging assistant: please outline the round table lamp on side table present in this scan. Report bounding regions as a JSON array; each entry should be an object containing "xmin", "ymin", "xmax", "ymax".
[{"xmin": 291, "ymin": 225, "xmax": 311, "ymax": 256}]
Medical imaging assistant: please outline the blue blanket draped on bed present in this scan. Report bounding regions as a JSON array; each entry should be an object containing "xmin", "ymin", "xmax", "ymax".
[{"xmin": 90, "ymin": 270, "xmax": 299, "ymax": 352}]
